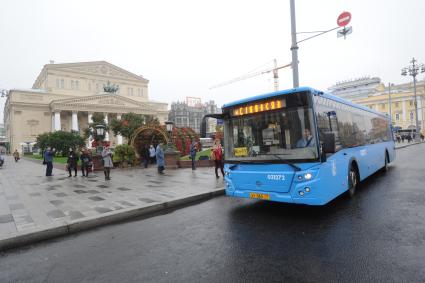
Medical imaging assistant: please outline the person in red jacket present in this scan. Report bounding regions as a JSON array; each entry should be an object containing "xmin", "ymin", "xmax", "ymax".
[{"xmin": 211, "ymin": 139, "xmax": 224, "ymax": 179}]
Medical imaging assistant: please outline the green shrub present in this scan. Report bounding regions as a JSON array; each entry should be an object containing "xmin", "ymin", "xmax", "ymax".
[{"xmin": 114, "ymin": 144, "xmax": 136, "ymax": 163}]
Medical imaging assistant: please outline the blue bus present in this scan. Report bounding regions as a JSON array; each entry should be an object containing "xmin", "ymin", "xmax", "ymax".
[{"xmin": 213, "ymin": 87, "xmax": 395, "ymax": 205}]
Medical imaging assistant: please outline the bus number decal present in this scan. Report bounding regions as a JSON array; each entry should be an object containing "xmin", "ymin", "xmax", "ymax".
[{"xmin": 267, "ymin": 174, "xmax": 285, "ymax": 181}]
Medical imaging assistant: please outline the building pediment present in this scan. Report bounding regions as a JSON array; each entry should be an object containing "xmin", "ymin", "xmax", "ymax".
[
  {"xmin": 50, "ymin": 94, "xmax": 163, "ymax": 114},
  {"xmin": 33, "ymin": 61, "xmax": 148, "ymax": 88}
]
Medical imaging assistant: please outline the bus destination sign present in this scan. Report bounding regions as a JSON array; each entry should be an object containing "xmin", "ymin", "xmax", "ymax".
[{"xmin": 233, "ymin": 99, "xmax": 286, "ymax": 116}]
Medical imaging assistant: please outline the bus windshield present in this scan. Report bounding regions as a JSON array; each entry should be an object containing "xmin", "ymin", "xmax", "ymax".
[{"xmin": 224, "ymin": 106, "xmax": 319, "ymax": 162}]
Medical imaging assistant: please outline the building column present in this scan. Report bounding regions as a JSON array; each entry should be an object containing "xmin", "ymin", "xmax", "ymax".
[
  {"xmin": 51, "ymin": 113, "xmax": 55, "ymax": 132},
  {"xmin": 117, "ymin": 114, "xmax": 123, "ymax": 145},
  {"xmin": 71, "ymin": 111, "xmax": 79, "ymax": 132},
  {"xmin": 104, "ymin": 113, "xmax": 109, "ymax": 141},
  {"xmin": 88, "ymin": 112, "xmax": 93, "ymax": 148},
  {"xmin": 402, "ymin": 100, "xmax": 407, "ymax": 122},
  {"xmin": 54, "ymin": 111, "xmax": 61, "ymax": 131}
]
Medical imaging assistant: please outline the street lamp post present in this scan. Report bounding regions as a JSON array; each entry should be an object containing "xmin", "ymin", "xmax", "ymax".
[
  {"xmin": 95, "ymin": 124, "xmax": 106, "ymax": 153},
  {"xmin": 401, "ymin": 58, "xmax": 425, "ymax": 141},
  {"xmin": 388, "ymin": 83, "xmax": 394, "ymax": 124},
  {"xmin": 289, "ymin": 0, "xmax": 299, "ymax": 88},
  {"xmin": 164, "ymin": 121, "xmax": 174, "ymax": 151}
]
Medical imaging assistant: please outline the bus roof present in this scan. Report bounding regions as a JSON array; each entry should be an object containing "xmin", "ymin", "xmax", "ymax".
[{"xmin": 222, "ymin": 86, "xmax": 388, "ymax": 118}]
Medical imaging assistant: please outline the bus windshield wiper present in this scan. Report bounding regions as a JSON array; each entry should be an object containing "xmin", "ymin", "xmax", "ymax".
[
  {"xmin": 271, "ymin": 154, "xmax": 301, "ymax": 171},
  {"xmin": 228, "ymin": 161, "xmax": 268, "ymax": 170}
]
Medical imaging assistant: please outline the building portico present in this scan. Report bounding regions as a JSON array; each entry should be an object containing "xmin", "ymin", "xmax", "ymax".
[{"xmin": 4, "ymin": 61, "xmax": 168, "ymax": 153}]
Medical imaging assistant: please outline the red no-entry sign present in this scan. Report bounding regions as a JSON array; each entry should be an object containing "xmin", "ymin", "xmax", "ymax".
[{"xmin": 337, "ymin": 11, "xmax": 351, "ymax": 27}]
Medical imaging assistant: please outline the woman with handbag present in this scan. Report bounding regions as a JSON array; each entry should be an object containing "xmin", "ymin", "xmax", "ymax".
[
  {"xmin": 102, "ymin": 146, "xmax": 113, "ymax": 180},
  {"xmin": 66, "ymin": 148, "xmax": 78, "ymax": 177}
]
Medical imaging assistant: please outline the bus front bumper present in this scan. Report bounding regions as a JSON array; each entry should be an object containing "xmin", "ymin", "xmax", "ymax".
[{"xmin": 225, "ymin": 177, "xmax": 329, "ymax": 206}]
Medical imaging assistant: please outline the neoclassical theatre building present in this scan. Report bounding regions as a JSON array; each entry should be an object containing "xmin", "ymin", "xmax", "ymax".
[{"xmin": 4, "ymin": 61, "xmax": 168, "ymax": 153}]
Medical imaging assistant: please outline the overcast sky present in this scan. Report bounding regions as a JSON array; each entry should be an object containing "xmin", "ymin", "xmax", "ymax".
[{"xmin": 1, "ymin": 0, "xmax": 425, "ymax": 122}]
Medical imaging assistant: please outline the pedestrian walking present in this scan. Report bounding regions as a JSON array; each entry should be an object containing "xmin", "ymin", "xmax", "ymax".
[
  {"xmin": 421, "ymin": 133, "xmax": 424, "ymax": 142},
  {"xmin": 149, "ymin": 144, "xmax": 156, "ymax": 164},
  {"xmin": 190, "ymin": 139, "xmax": 197, "ymax": 170},
  {"xmin": 0, "ymin": 153, "xmax": 4, "ymax": 168},
  {"xmin": 12, "ymin": 150, "xmax": 20, "ymax": 162},
  {"xmin": 102, "ymin": 145, "xmax": 113, "ymax": 180},
  {"xmin": 156, "ymin": 143, "xmax": 165, "ymax": 174},
  {"xmin": 141, "ymin": 144, "xmax": 150, "ymax": 168},
  {"xmin": 43, "ymin": 147, "xmax": 55, "ymax": 176},
  {"xmin": 80, "ymin": 148, "xmax": 93, "ymax": 177},
  {"xmin": 66, "ymin": 148, "xmax": 78, "ymax": 177},
  {"xmin": 211, "ymin": 139, "xmax": 224, "ymax": 179}
]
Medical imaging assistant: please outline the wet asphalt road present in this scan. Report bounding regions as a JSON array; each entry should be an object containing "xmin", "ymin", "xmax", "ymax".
[{"xmin": 1, "ymin": 144, "xmax": 425, "ymax": 283}]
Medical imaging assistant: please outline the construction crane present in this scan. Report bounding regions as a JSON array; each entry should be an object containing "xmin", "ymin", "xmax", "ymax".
[{"xmin": 209, "ymin": 59, "xmax": 292, "ymax": 91}]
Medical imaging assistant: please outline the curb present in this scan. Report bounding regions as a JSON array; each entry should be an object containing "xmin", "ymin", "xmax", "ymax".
[
  {"xmin": 0, "ymin": 189, "xmax": 225, "ymax": 252},
  {"xmin": 395, "ymin": 141, "xmax": 423, "ymax": 150}
]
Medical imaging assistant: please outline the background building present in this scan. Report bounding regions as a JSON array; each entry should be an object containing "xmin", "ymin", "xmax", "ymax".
[
  {"xmin": 168, "ymin": 98, "xmax": 221, "ymax": 134},
  {"xmin": 352, "ymin": 82, "xmax": 425, "ymax": 133},
  {"xmin": 328, "ymin": 77, "xmax": 382, "ymax": 100},
  {"xmin": 330, "ymin": 76, "xmax": 425, "ymax": 134},
  {"xmin": 3, "ymin": 61, "xmax": 169, "ymax": 153}
]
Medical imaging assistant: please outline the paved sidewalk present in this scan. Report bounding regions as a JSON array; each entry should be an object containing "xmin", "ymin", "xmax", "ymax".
[{"xmin": 0, "ymin": 156, "xmax": 224, "ymax": 250}]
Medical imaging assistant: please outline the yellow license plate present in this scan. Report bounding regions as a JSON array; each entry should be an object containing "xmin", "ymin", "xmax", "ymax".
[{"xmin": 249, "ymin": 192, "xmax": 270, "ymax": 200}]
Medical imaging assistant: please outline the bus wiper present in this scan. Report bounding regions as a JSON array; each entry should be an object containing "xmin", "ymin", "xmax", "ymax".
[
  {"xmin": 228, "ymin": 161, "xmax": 268, "ymax": 170},
  {"xmin": 272, "ymin": 155, "xmax": 301, "ymax": 171}
]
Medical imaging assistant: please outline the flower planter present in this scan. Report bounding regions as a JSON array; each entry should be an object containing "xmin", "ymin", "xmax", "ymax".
[{"xmin": 178, "ymin": 159, "xmax": 214, "ymax": 168}]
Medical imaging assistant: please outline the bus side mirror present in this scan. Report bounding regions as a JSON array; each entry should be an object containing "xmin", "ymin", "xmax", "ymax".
[{"xmin": 322, "ymin": 132, "xmax": 335, "ymax": 154}]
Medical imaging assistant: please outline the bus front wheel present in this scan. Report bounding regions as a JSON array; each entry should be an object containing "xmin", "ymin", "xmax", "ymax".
[
  {"xmin": 347, "ymin": 165, "xmax": 358, "ymax": 198},
  {"xmin": 381, "ymin": 152, "xmax": 389, "ymax": 173}
]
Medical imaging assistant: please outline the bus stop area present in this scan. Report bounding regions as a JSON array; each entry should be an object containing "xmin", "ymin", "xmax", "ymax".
[{"xmin": 0, "ymin": 155, "xmax": 224, "ymax": 251}]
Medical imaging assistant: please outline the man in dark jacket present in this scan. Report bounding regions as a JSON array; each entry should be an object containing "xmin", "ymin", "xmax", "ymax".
[
  {"xmin": 80, "ymin": 148, "xmax": 92, "ymax": 177},
  {"xmin": 141, "ymin": 145, "xmax": 150, "ymax": 168},
  {"xmin": 44, "ymin": 147, "xmax": 55, "ymax": 176},
  {"xmin": 190, "ymin": 140, "xmax": 197, "ymax": 170}
]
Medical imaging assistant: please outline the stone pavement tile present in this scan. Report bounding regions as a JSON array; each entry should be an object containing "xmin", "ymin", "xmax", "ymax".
[
  {"xmin": 67, "ymin": 211, "xmax": 85, "ymax": 220},
  {"xmin": 88, "ymin": 196, "xmax": 105, "ymax": 201},
  {"xmin": 47, "ymin": 209, "xmax": 66, "ymax": 219},
  {"xmin": 0, "ymin": 197, "xmax": 11, "ymax": 215},
  {"xmin": 16, "ymin": 223, "xmax": 37, "ymax": 231},
  {"xmin": 94, "ymin": 207, "xmax": 113, "ymax": 214},
  {"xmin": 9, "ymin": 203, "xmax": 25, "ymax": 210},
  {"xmin": 0, "ymin": 214, "xmax": 14, "ymax": 223},
  {"xmin": 5, "ymin": 195, "xmax": 19, "ymax": 201},
  {"xmin": 50, "ymin": 200, "xmax": 64, "ymax": 206},
  {"xmin": 0, "ymin": 222, "xmax": 17, "ymax": 235},
  {"xmin": 13, "ymin": 214, "xmax": 33, "ymax": 223},
  {"xmin": 10, "ymin": 209, "xmax": 28, "ymax": 217}
]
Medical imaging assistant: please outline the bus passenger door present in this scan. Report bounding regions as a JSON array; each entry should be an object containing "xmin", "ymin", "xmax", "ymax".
[{"xmin": 318, "ymin": 110, "xmax": 350, "ymax": 196}]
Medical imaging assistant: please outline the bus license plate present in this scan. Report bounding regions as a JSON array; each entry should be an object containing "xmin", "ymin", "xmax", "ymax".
[{"xmin": 249, "ymin": 192, "xmax": 270, "ymax": 200}]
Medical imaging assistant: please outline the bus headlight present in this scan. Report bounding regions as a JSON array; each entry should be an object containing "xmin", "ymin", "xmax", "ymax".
[
  {"xmin": 305, "ymin": 187, "xmax": 311, "ymax": 192},
  {"xmin": 304, "ymin": 173, "xmax": 312, "ymax": 180}
]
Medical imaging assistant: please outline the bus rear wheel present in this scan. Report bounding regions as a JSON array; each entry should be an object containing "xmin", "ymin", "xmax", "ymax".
[{"xmin": 347, "ymin": 165, "xmax": 358, "ymax": 198}]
